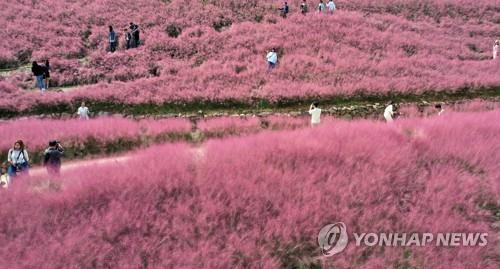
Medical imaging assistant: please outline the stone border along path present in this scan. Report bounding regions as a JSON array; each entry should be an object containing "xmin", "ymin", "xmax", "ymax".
[{"xmin": 14, "ymin": 94, "xmax": 500, "ymax": 122}]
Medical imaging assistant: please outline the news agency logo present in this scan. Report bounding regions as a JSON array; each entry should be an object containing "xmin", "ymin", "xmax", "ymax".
[
  {"xmin": 318, "ymin": 222, "xmax": 488, "ymax": 257},
  {"xmin": 317, "ymin": 222, "xmax": 349, "ymax": 256}
]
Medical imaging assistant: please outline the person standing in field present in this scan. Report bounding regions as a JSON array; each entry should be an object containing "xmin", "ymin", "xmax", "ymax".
[
  {"xmin": 279, "ymin": 2, "xmax": 290, "ymax": 18},
  {"xmin": 7, "ymin": 140, "xmax": 29, "ymax": 180},
  {"xmin": 318, "ymin": 0, "xmax": 326, "ymax": 12},
  {"xmin": 435, "ymin": 104, "xmax": 445, "ymax": 116},
  {"xmin": 43, "ymin": 59, "xmax": 51, "ymax": 89},
  {"xmin": 77, "ymin": 102, "xmax": 90, "ymax": 120},
  {"xmin": 130, "ymin": 22, "xmax": 140, "ymax": 47},
  {"xmin": 43, "ymin": 141, "xmax": 64, "ymax": 176},
  {"xmin": 266, "ymin": 48, "xmax": 278, "ymax": 71},
  {"xmin": 31, "ymin": 61, "xmax": 46, "ymax": 92},
  {"xmin": 327, "ymin": 0, "xmax": 336, "ymax": 13},
  {"xmin": 109, "ymin": 26, "xmax": 117, "ymax": 52},
  {"xmin": 300, "ymin": 0, "xmax": 308, "ymax": 14},
  {"xmin": 493, "ymin": 40, "xmax": 499, "ymax": 60},
  {"xmin": 384, "ymin": 102, "xmax": 396, "ymax": 123},
  {"xmin": 309, "ymin": 102, "xmax": 322, "ymax": 126},
  {"xmin": 124, "ymin": 28, "xmax": 132, "ymax": 49}
]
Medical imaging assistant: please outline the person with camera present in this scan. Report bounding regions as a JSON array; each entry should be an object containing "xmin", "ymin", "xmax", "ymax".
[
  {"xmin": 309, "ymin": 102, "xmax": 322, "ymax": 127},
  {"xmin": 43, "ymin": 141, "xmax": 64, "ymax": 176},
  {"xmin": 7, "ymin": 140, "xmax": 30, "ymax": 181}
]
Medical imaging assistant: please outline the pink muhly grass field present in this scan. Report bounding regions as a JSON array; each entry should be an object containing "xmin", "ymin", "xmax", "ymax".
[
  {"xmin": 0, "ymin": 109, "xmax": 498, "ymax": 268},
  {"xmin": 0, "ymin": 116, "xmax": 191, "ymax": 152},
  {"xmin": 1, "ymin": 0, "xmax": 499, "ymax": 111}
]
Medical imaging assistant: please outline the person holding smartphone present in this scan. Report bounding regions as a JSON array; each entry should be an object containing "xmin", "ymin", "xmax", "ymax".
[{"xmin": 44, "ymin": 141, "xmax": 64, "ymax": 176}]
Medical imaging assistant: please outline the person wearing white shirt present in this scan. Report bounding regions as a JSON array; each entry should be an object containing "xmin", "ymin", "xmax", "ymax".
[
  {"xmin": 318, "ymin": 0, "xmax": 326, "ymax": 12},
  {"xmin": 77, "ymin": 102, "xmax": 90, "ymax": 120},
  {"xmin": 384, "ymin": 103, "xmax": 395, "ymax": 123},
  {"xmin": 266, "ymin": 48, "xmax": 278, "ymax": 71},
  {"xmin": 327, "ymin": 0, "xmax": 336, "ymax": 13},
  {"xmin": 493, "ymin": 40, "xmax": 499, "ymax": 60},
  {"xmin": 309, "ymin": 102, "xmax": 322, "ymax": 126},
  {"xmin": 7, "ymin": 140, "xmax": 30, "ymax": 179},
  {"xmin": 435, "ymin": 104, "xmax": 445, "ymax": 116}
]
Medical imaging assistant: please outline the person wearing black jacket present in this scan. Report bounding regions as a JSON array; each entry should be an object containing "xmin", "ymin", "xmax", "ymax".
[
  {"xmin": 43, "ymin": 141, "xmax": 64, "ymax": 176},
  {"xmin": 109, "ymin": 26, "xmax": 117, "ymax": 52},
  {"xmin": 44, "ymin": 59, "xmax": 51, "ymax": 89},
  {"xmin": 130, "ymin": 22, "xmax": 140, "ymax": 47},
  {"xmin": 31, "ymin": 61, "xmax": 46, "ymax": 92}
]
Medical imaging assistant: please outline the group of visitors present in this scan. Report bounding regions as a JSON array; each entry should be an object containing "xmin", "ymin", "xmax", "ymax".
[
  {"xmin": 301, "ymin": 0, "xmax": 337, "ymax": 14},
  {"xmin": 109, "ymin": 22, "xmax": 140, "ymax": 52},
  {"xmin": 383, "ymin": 102, "xmax": 445, "ymax": 123},
  {"xmin": 279, "ymin": 1, "xmax": 337, "ymax": 17},
  {"xmin": 1, "ymin": 140, "xmax": 64, "ymax": 189},
  {"xmin": 307, "ymin": 101, "xmax": 445, "ymax": 126},
  {"xmin": 31, "ymin": 60, "xmax": 51, "ymax": 92}
]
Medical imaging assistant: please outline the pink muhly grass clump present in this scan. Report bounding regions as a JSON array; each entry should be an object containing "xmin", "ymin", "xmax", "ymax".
[{"xmin": 0, "ymin": 116, "xmax": 191, "ymax": 152}]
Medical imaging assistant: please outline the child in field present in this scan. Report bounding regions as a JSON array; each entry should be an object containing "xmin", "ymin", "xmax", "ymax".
[
  {"xmin": 327, "ymin": 0, "xmax": 336, "ymax": 13},
  {"xmin": 31, "ymin": 61, "xmax": 46, "ymax": 92},
  {"xmin": 0, "ymin": 162, "xmax": 10, "ymax": 189},
  {"xmin": 266, "ymin": 48, "xmax": 278, "ymax": 71},
  {"xmin": 318, "ymin": 0, "xmax": 326, "ymax": 12},
  {"xmin": 77, "ymin": 102, "xmax": 90, "ymax": 120},
  {"xmin": 300, "ymin": 0, "xmax": 308, "ymax": 14},
  {"xmin": 44, "ymin": 141, "xmax": 64, "ymax": 176},
  {"xmin": 109, "ymin": 26, "xmax": 117, "ymax": 52},
  {"xmin": 494, "ymin": 40, "xmax": 499, "ymax": 60},
  {"xmin": 309, "ymin": 102, "xmax": 322, "ymax": 126},
  {"xmin": 384, "ymin": 102, "xmax": 396, "ymax": 123}
]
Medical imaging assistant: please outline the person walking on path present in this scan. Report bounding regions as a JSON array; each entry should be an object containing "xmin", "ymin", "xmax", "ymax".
[
  {"xmin": 384, "ymin": 102, "xmax": 396, "ymax": 123},
  {"xmin": 77, "ymin": 102, "xmax": 90, "ymax": 120},
  {"xmin": 31, "ymin": 61, "xmax": 46, "ymax": 92},
  {"xmin": 266, "ymin": 48, "xmax": 278, "ymax": 72},
  {"xmin": 300, "ymin": 0, "xmax": 309, "ymax": 14},
  {"xmin": 318, "ymin": 0, "xmax": 326, "ymax": 12},
  {"xmin": 309, "ymin": 102, "xmax": 322, "ymax": 126},
  {"xmin": 493, "ymin": 40, "xmax": 499, "ymax": 60},
  {"xmin": 43, "ymin": 141, "xmax": 64, "ymax": 176},
  {"xmin": 327, "ymin": 0, "xmax": 336, "ymax": 13},
  {"xmin": 7, "ymin": 140, "xmax": 29, "ymax": 181},
  {"xmin": 43, "ymin": 59, "xmax": 51, "ymax": 89},
  {"xmin": 109, "ymin": 26, "xmax": 117, "ymax": 52}
]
